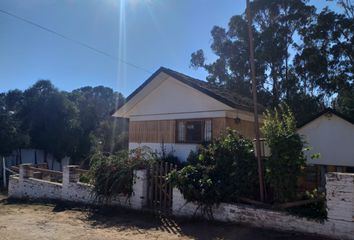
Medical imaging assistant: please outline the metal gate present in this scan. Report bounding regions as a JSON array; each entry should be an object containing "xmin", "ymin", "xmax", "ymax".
[{"xmin": 148, "ymin": 161, "xmax": 177, "ymax": 213}]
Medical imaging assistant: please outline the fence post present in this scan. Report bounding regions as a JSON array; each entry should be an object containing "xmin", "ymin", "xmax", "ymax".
[
  {"xmin": 19, "ymin": 163, "xmax": 32, "ymax": 180},
  {"xmin": 131, "ymin": 169, "xmax": 148, "ymax": 209},
  {"xmin": 62, "ymin": 165, "xmax": 79, "ymax": 201},
  {"xmin": 62, "ymin": 165, "xmax": 79, "ymax": 186}
]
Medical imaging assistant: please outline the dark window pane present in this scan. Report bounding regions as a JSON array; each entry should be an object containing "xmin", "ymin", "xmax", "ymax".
[
  {"xmin": 186, "ymin": 121, "xmax": 202, "ymax": 143},
  {"xmin": 177, "ymin": 121, "xmax": 185, "ymax": 142}
]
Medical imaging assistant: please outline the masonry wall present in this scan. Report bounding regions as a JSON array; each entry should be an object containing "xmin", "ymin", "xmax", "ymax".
[
  {"xmin": 8, "ymin": 164, "xmax": 354, "ymax": 239},
  {"xmin": 8, "ymin": 164, "xmax": 148, "ymax": 210},
  {"xmin": 173, "ymin": 172, "xmax": 354, "ymax": 240}
]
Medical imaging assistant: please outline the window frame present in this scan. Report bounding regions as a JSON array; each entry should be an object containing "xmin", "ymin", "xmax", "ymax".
[{"xmin": 175, "ymin": 119, "xmax": 212, "ymax": 144}]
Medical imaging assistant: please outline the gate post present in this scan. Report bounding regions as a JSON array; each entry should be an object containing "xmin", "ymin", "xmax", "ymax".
[
  {"xmin": 131, "ymin": 169, "xmax": 148, "ymax": 209},
  {"xmin": 19, "ymin": 163, "xmax": 32, "ymax": 180}
]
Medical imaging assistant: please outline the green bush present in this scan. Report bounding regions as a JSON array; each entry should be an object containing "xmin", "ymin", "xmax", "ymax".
[
  {"xmin": 89, "ymin": 147, "xmax": 155, "ymax": 201},
  {"xmin": 157, "ymin": 143, "xmax": 185, "ymax": 169},
  {"xmin": 169, "ymin": 129, "xmax": 259, "ymax": 211},
  {"xmin": 286, "ymin": 189, "xmax": 327, "ymax": 221},
  {"xmin": 261, "ymin": 104, "xmax": 307, "ymax": 203}
]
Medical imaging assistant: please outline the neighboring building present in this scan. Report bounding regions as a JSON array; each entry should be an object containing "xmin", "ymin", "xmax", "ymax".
[
  {"xmin": 297, "ymin": 108, "xmax": 354, "ymax": 189},
  {"xmin": 112, "ymin": 67, "xmax": 262, "ymax": 161}
]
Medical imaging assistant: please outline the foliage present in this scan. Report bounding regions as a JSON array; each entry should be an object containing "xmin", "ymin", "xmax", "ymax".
[
  {"xmin": 0, "ymin": 109, "xmax": 28, "ymax": 157},
  {"xmin": 295, "ymin": 2, "xmax": 354, "ymax": 98},
  {"xmin": 89, "ymin": 147, "xmax": 156, "ymax": 201},
  {"xmin": 286, "ymin": 189, "xmax": 327, "ymax": 221},
  {"xmin": 157, "ymin": 143, "xmax": 185, "ymax": 169},
  {"xmin": 0, "ymin": 80, "xmax": 128, "ymax": 167},
  {"xmin": 190, "ymin": 0, "xmax": 354, "ymax": 120},
  {"xmin": 336, "ymin": 88, "xmax": 354, "ymax": 121},
  {"xmin": 67, "ymin": 86, "xmax": 127, "ymax": 163},
  {"xmin": 93, "ymin": 118, "xmax": 129, "ymax": 155},
  {"xmin": 169, "ymin": 129, "xmax": 258, "ymax": 213},
  {"xmin": 191, "ymin": 0, "xmax": 316, "ymax": 108},
  {"xmin": 19, "ymin": 80, "xmax": 81, "ymax": 162},
  {"xmin": 261, "ymin": 104, "xmax": 307, "ymax": 203}
]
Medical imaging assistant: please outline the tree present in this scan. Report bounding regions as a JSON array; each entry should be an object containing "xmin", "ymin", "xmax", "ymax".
[
  {"xmin": 336, "ymin": 88, "xmax": 354, "ymax": 120},
  {"xmin": 19, "ymin": 80, "xmax": 81, "ymax": 165},
  {"xmin": 67, "ymin": 86, "xmax": 127, "ymax": 163},
  {"xmin": 0, "ymin": 93, "xmax": 28, "ymax": 157},
  {"xmin": 261, "ymin": 104, "xmax": 306, "ymax": 202},
  {"xmin": 191, "ymin": 0, "xmax": 316, "ymax": 108},
  {"xmin": 294, "ymin": 6, "xmax": 354, "ymax": 99},
  {"xmin": 94, "ymin": 118, "xmax": 129, "ymax": 154}
]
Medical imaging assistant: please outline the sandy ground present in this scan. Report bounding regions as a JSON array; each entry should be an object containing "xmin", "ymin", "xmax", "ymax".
[{"xmin": 0, "ymin": 195, "xmax": 326, "ymax": 240}]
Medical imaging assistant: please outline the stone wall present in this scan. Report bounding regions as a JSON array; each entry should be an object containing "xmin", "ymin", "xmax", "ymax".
[
  {"xmin": 8, "ymin": 164, "xmax": 148, "ymax": 210},
  {"xmin": 173, "ymin": 172, "xmax": 354, "ymax": 240}
]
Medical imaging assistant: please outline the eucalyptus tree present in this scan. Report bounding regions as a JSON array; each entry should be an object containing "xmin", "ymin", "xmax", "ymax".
[{"xmin": 191, "ymin": 0, "xmax": 316, "ymax": 108}]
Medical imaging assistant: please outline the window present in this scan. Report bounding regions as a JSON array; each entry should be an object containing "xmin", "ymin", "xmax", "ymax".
[{"xmin": 177, "ymin": 119, "xmax": 212, "ymax": 143}]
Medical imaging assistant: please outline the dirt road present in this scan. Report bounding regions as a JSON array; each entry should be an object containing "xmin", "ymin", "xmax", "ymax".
[{"xmin": 0, "ymin": 196, "xmax": 325, "ymax": 240}]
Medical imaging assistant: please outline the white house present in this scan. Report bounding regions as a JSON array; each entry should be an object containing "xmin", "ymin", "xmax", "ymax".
[
  {"xmin": 298, "ymin": 108, "xmax": 354, "ymax": 188},
  {"xmin": 112, "ymin": 67, "xmax": 262, "ymax": 161}
]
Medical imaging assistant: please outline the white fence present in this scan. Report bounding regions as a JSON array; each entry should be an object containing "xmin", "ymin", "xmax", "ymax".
[
  {"xmin": 7, "ymin": 164, "xmax": 354, "ymax": 240},
  {"xmin": 8, "ymin": 164, "xmax": 148, "ymax": 210},
  {"xmin": 173, "ymin": 172, "xmax": 354, "ymax": 240}
]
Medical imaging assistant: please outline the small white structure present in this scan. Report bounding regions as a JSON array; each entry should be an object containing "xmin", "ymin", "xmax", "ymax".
[
  {"xmin": 113, "ymin": 67, "xmax": 262, "ymax": 161},
  {"xmin": 298, "ymin": 108, "xmax": 354, "ymax": 173}
]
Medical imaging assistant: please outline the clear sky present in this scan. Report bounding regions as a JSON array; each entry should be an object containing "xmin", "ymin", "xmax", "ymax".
[{"xmin": 0, "ymin": 0, "xmax": 340, "ymax": 97}]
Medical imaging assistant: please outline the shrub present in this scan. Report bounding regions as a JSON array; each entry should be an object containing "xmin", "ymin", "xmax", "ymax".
[
  {"xmin": 157, "ymin": 143, "xmax": 185, "ymax": 169},
  {"xmin": 89, "ymin": 147, "xmax": 155, "ymax": 201},
  {"xmin": 286, "ymin": 189, "xmax": 327, "ymax": 221},
  {"xmin": 261, "ymin": 104, "xmax": 307, "ymax": 203},
  {"xmin": 169, "ymin": 128, "xmax": 259, "ymax": 214}
]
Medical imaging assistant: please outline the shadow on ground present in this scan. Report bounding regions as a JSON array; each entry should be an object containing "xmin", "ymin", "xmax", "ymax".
[
  {"xmin": 85, "ymin": 205, "xmax": 325, "ymax": 240},
  {"xmin": 3, "ymin": 197, "xmax": 328, "ymax": 240}
]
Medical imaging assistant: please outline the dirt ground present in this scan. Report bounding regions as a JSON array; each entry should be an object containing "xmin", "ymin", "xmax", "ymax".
[{"xmin": 0, "ymin": 195, "xmax": 326, "ymax": 240}]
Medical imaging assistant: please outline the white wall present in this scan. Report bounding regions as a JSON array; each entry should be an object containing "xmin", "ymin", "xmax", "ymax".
[
  {"xmin": 298, "ymin": 114, "xmax": 354, "ymax": 167},
  {"xmin": 8, "ymin": 166, "xmax": 148, "ymax": 210},
  {"xmin": 129, "ymin": 142, "xmax": 198, "ymax": 162},
  {"xmin": 126, "ymin": 76, "xmax": 233, "ymax": 117},
  {"xmin": 173, "ymin": 172, "xmax": 354, "ymax": 240}
]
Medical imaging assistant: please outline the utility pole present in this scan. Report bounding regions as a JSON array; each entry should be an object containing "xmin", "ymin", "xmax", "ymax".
[{"xmin": 246, "ymin": 0, "xmax": 265, "ymax": 202}]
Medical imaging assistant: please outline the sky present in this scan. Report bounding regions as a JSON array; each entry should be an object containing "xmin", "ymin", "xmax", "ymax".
[{"xmin": 0, "ymin": 0, "xmax": 341, "ymax": 97}]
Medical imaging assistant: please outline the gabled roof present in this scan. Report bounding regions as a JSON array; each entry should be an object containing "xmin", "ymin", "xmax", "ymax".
[
  {"xmin": 298, "ymin": 108, "xmax": 354, "ymax": 128},
  {"xmin": 114, "ymin": 67, "xmax": 262, "ymax": 114}
]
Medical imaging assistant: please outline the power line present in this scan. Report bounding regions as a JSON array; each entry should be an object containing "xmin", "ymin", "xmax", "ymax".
[{"xmin": 0, "ymin": 8, "xmax": 152, "ymax": 74}]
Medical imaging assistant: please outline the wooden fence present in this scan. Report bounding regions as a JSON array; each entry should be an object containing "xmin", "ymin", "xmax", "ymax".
[{"xmin": 148, "ymin": 161, "xmax": 177, "ymax": 213}]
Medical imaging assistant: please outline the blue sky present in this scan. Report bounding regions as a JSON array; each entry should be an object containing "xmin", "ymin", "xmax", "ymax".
[{"xmin": 0, "ymin": 0, "xmax": 340, "ymax": 97}]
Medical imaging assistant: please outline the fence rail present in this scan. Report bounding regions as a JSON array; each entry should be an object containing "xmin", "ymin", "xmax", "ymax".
[{"xmin": 4, "ymin": 163, "xmax": 88, "ymax": 184}]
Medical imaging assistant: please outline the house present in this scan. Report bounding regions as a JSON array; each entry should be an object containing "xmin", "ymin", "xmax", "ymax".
[
  {"xmin": 297, "ymin": 108, "xmax": 354, "ymax": 188},
  {"xmin": 112, "ymin": 67, "xmax": 262, "ymax": 161}
]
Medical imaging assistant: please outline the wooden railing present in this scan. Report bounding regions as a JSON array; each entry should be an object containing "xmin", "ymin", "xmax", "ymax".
[
  {"xmin": 9, "ymin": 164, "xmax": 88, "ymax": 183},
  {"xmin": 29, "ymin": 166, "xmax": 63, "ymax": 182}
]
